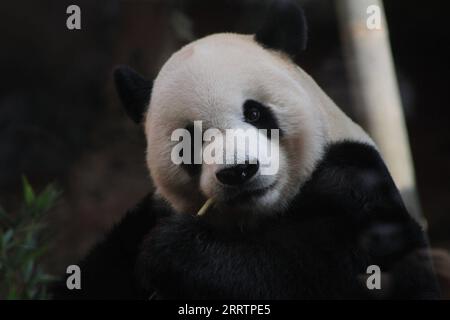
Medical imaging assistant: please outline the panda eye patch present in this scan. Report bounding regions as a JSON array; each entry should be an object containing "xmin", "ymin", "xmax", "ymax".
[{"xmin": 243, "ymin": 100, "xmax": 282, "ymax": 137}]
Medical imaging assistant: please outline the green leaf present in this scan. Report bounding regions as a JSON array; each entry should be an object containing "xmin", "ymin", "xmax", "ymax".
[
  {"xmin": 0, "ymin": 233, "xmax": 10, "ymax": 259},
  {"xmin": 22, "ymin": 176, "xmax": 35, "ymax": 207},
  {"xmin": 1, "ymin": 179, "xmax": 61, "ymax": 299},
  {"xmin": 35, "ymin": 185, "xmax": 60, "ymax": 214}
]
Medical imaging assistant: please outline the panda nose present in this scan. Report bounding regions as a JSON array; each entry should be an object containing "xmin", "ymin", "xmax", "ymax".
[{"xmin": 216, "ymin": 161, "xmax": 259, "ymax": 186}]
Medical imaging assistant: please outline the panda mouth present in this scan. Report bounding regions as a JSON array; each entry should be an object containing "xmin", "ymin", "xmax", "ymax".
[{"xmin": 223, "ymin": 182, "xmax": 276, "ymax": 204}]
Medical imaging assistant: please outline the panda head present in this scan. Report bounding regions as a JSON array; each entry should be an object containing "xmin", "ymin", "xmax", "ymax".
[{"xmin": 114, "ymin": 1, "xmax": 373, "ymax": 225}]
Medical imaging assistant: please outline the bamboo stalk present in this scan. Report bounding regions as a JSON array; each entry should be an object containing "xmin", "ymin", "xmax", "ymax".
[{"xmin": 335, "ymin": 0, "xmax": 424, "ymax": 224}]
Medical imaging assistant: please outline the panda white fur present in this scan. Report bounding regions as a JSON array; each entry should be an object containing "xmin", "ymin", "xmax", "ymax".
[{"xmin": 54, "ymin": 1, "xmax": 439, "ymax": 299}]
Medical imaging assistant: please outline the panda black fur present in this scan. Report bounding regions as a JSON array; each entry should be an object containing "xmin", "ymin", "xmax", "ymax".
[{"xmin": 53, "ymin": 1, "xmax": 440, "ymax": 299}]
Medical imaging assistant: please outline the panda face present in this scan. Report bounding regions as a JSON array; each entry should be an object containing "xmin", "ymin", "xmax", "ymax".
[
  {"xmin": 114, "ymin": 1, "xmax": 373, "ymax": 224},
  {"xmin": 144, "ymin": 34, "xmax": 326, "ymax": 217}
]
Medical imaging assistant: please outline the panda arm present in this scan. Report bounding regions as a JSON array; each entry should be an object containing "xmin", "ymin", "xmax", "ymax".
[
  {"xmin": 312, "ymin": 142, "xmax": 440, "ymax": 298},
  {"xmin": 52, "ymin": 193, "xmax": 172, "ymax": 299}
]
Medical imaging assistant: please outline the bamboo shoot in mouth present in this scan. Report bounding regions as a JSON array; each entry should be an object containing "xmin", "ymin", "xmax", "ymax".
[{"xmin": 197, "ymin": 198, "xmax": 215, "ymax": 216}]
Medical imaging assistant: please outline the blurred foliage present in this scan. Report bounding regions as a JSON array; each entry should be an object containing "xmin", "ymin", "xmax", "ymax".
[{"xmin": 0, "ymin": 177, "xmax": 60, "ymax": 300}]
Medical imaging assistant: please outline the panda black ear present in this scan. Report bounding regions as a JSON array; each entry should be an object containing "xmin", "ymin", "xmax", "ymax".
[
  {"xmin": 114, "ymin": 65, "xmax": 152, "ymax": 124},
  {"xmin": 255, "ymin": 0, "xmax": 308, "ymax": 58}
]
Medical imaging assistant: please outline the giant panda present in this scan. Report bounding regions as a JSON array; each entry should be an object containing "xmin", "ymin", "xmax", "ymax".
[{"xmin": 54, "ymin": 1, "xmax": 440, "ymax": 299}]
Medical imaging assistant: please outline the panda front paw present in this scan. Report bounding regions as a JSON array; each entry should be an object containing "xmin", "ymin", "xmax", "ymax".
[
  {"xmin": 359, "ymin": 221, "xmax": 409, "ymax": 267},
  {"xmin": 357, "ymin": 220, "xmax": 440, "ymax": 299}
]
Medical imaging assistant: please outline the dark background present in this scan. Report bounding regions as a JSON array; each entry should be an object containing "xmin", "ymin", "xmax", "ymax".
[{"xmin": 0, "ymin": 0, "xmax": 449, "ymax": 273}]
